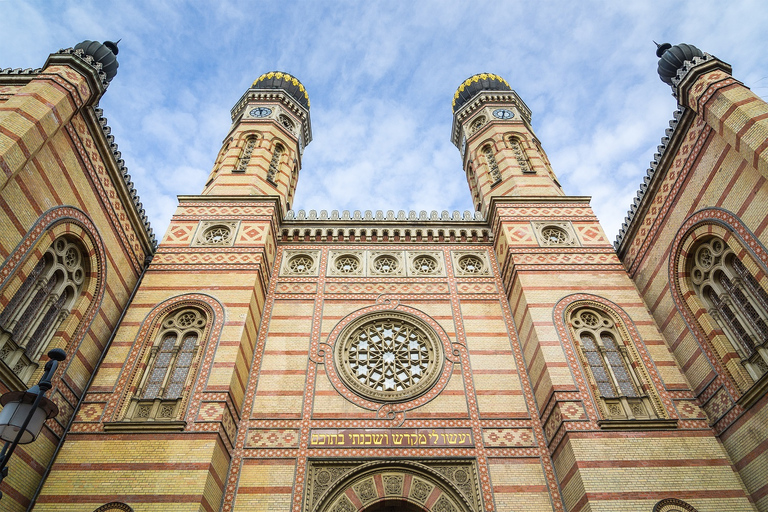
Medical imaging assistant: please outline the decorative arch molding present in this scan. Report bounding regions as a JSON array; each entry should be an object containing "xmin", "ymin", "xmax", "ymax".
[
  {"xmin": 320, "ymin": 297, "xmax": 458, "ymax": 418},
  {"xmin": 669, "ymin": 207, "xmax": 768, "ymax": 403},
  {"xmin": 652, "ymin": 497, "xmax": 698, "ymax": 512},
  {"xmin": 553, "ymin": 294, "xmax": 677, "ymax": 425},
  {"xmin": 0, "ymin": 206, "xmax": 107, "ymax": 390},
  {"xmin": 309, "ymin": 460, "xmax": 478, "ymax": 512},
  {"xmin": 93, "ymin": 502, "xmax": 134, "ymax": 512},
  {"xmin": 102, "ymin": 293, "xmax": 225, "ymax": 424}
]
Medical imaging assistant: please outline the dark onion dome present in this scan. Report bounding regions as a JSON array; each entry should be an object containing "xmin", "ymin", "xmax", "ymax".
[
  {"xmin": 452, "ymin": 73, "xmax": 511, "ymax": 113},
  {"xmin": 74, "ymin": 40, "xmax": 119, "ymax": 82},
  {"xmin": 656, "ymin": 42, "xmax": 704, "ymax": 85},
  {"xmin": 252, "ymin": 71, "xmax": 310, "ymax": 110}
]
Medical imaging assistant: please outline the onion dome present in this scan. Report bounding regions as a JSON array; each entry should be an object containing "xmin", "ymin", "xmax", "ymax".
[
  {"xmin": 74, "ymin": 40, "xmax": 119, "ymax": 82},
  {"xmin": 252, "ymin": 71, "xmax": 310, "ymax": 109},
  {"xmin": 656, "ymin": 42, "xmax": 704, "ymax": 85},
  {"xmin": 452, "ymin": 73, "xmax": 511, "ymax": 113}
]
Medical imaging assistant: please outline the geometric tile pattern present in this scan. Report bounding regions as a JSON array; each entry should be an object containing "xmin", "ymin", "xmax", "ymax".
[
  {"xmin": 702, "ymin": 387, "xmax": 733, "ymax": 422},
  {"xmin": 674, "ymin": 400, "xmax": 707, "ymax": 420},
  {"xmin": 75, "ymin": 402, "xmax": 106, "ymax": 422},
  {"xmin": 197, "ymin": 402, "xmax": 225, "ymax": 422},
  {"xmin": 246, "ymin": 429, "xmax": 300, "ymax": 448},
  {"xmin": 482, "ymin": 428, "xmax": 535, "ymax": 447}
]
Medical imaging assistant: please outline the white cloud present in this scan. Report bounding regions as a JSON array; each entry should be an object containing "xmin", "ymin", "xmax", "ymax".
[{"xmin": 1, "ymin": 0, "xmax": 766, "ymax": 245}]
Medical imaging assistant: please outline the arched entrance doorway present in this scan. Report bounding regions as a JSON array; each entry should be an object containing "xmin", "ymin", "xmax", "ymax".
[
  {"xmin": 362, "ymin": 500, "xmax": 426, "ymax": 512},
  {"xmin": 311, "ymin": 460, "xmax": 477, "ymax": 512}
]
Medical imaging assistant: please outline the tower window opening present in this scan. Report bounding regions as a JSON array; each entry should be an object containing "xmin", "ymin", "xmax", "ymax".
[
  {"xmin": 509, "ymin": 137, "xmax": 534, "ymax": 173},
  {"xmin": 235, "ymin": 135, "xmax": 258, "ymax": 172},
  {"xmin": 482, "ymin": 145, "xmax": 502, "ymax": 185},
  {"xmin": 267, "ymin": 143, "xmax": 284, "ymax": 185}
]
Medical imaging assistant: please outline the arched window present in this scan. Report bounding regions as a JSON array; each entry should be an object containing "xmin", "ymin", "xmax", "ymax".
[
  {"xmin": 689, "ymin": 237, "xmax": 768, "ymax": 379},
  {"xmin": 235, "ymin": 135, "xmax": 258, "ymax": 172},
  {"xmin": 508, "ymin": 136, "xmax": 534, "ymax": 173},
  {"xmin": 653, "ymin": 498, "xmax": 698, "ymax": 512},
  {"xmin": 482, "ymin": 145, "xmax": 502, "ymax": 185},
  {"xmin": 287, "ymin": 162, "xmax": 298, "ymax": 209},
  {"xmin": 569, "ymin": 306, "xmax": 660, "ymax": 421},
  {"xmin": 127, "ymin": 308, "xmax": 207, "ymax": 421},
  {"xmin": 0, "ymin": 236, "xmax": 85, "ymax": 382},
  {"xmin": 267, "ymin": 143, "xmax": 284, "ymax": 185}
]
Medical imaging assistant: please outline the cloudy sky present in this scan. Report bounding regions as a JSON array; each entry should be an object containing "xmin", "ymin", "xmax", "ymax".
[{"xmin": 2, "ymin": 1, "xmax": 767, "ymax": 243}]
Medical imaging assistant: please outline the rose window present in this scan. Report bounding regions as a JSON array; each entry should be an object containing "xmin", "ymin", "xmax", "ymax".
[
  {"xmin": 458, "ymin": 255, "xmax": 484, "ymax": 274},
  {"xmin": 413, "ymin": 255, "xmax": 438, "ymax": 274},
  {"xmin": 335, "ymin": 314, "xmax": 443, "ymax": 402},
  {"xmin": 279, "ymin": 114, "xmax": 295, "ymax": 132},
  {"xmin": 335, "ymin": 255, "xmax": 360, "ymax": 273},
  {"xmin": 288, "ymin": 255, "xmax": 314, "ymax": 274},
  {"xmin": 541, "ymin": 226, "xmax": 568, "ymax": 245},
  {"xmin": 203, "ymin": 225, "xmax": 232, "ymax": 245},
  {"xmin": 373, "ymin": 255, "xmax": 398, "ymax": 274}
]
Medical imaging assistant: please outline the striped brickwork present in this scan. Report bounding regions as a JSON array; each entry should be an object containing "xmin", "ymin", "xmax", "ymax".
[
  {"xmin": 463, "ymin": 113, "xmax": 564, "ymax": 219},
  {"xmin": 617, "ymin": 63, "xmax": 768, "ymax": 509},
  {"xmin": 34, "ymin": 198, "xmax": 276, "ymax": 511},
  {"xmin": 5, "ymin": 50, "xmax": 764, "ymax": 512},
  {"xmin": 201, "ymin": 97, "xmax": 304, "ymax": 216},
  {"xmin": 0, "ymin": 56, "xmax": 152, "ymax": 511},
  {"xmin": 491, "ymin": 198, "xmax": 754, "ymax": 511},
  {"xmin": 223, "ymin": 242, "xmax": 562, "ymax": 512}
]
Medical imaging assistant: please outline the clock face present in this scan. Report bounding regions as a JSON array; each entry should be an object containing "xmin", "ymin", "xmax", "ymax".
[
  {"xmin": 249, "ymin": 107, "xmax": 272, "ymax": 118},
  {"xmin": 493, "ymin": 108, "xmax": 515, "ymax": 120}
]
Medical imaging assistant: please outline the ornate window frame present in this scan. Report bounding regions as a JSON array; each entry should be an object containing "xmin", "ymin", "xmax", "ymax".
[
  {"xmin": 557, "ymin": 295, "xmax": 675, "ymax": 429},
  {"xmin": 670, "ymin": 209, "xmax": 768, "ymax": 408},
  {"xmin": 0, "ymin": 208, "xmax": 106, "ymax": 391},
  {"xmin": 450, "ymin": 250, "xmax": 491, "ymax": 276},
  {"xmin": 368, "ymin": 251, "xmax": 406, "ymax": 277},
  {"xmin": 0, "ymin": 236, "xmax": 86, "ymax": 382},
  {"xmin": 327, "ymin": 251, "xmax": 365, "ymax": 277},
  {"xmin": 406, "ymin": 252, "xmax": 445, "ymax": 277},
  {"xmin": 532, "ymin": 221, "xmax": 578, "ymax": 247},
  {"xmin": 191, "ymin": 220, "xmax": 240, "ymax": 247},
  {"xmin": 568, "ymin": 305, "xmax": 665, "ymax": 423},
  {"xmin": 105, "ymin": 296, "xmax": 223, "ymax": 431},
  {"xmin": 280, "ymin": 249, "xmax": 321, "ymax": 276},
  {"xmin": 123, "ymin": 307, "xmax": 209, "ymax": 423},
  {"xmin": 688, "ymin": 236, "xmax": 768, "ymax": 380},
  {"xmin": 322, "ymin": 301, "xmax": 455, "ymax": 414},
  {"xmin": 333, "ymin": 311, "xmax": 445, "ymax": 403}
]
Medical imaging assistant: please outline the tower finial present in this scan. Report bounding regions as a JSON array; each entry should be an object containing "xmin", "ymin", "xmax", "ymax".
[
  {"xmin": 104, "ymin": 40, "xmax": 120, "ymax": 56},
  {"xmin": 655, "ymin": 41, "xmax": 672, "ymax": 58}
]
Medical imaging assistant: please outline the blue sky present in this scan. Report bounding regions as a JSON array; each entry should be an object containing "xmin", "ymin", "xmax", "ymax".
[{"xmin": 2, "ymin": 1, "xmax": 767, "ymax": 243}]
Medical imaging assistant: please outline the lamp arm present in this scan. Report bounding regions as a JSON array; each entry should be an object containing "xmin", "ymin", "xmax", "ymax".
[
  {"xmin": 0, "ymin": 387, "xmax": 47, "ymax": 470},
  {"xmin": 0, "ymin": 349, "xmax": 64, "ymax": 500}
]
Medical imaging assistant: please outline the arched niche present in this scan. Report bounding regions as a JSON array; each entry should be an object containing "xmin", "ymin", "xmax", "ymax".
[{"xmin": 310, "ymin": 460, "xmax": 478, "ymax": 512}]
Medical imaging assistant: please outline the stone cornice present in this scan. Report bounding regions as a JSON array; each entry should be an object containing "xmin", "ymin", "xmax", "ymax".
[
  {"xmin": 450, "ymin": 90, "xmax": 533, "ymax": 148},
  {"xmin": 89, "ymin": 107, "xmax": 157, "ymax": 251},
  {"xmin": 230, "ymin": 88, "xmax": 312, "ymax": 146}
]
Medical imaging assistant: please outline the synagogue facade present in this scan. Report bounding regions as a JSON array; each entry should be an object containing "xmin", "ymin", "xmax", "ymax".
[{"xmin": 0, "ymin": 40, "xmax": 766, "ymax": 512}]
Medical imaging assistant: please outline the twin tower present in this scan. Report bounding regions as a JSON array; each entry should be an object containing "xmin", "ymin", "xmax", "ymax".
[{"xmin": 202, "ymin": 70, "xmax": 564, "ymax": 210}]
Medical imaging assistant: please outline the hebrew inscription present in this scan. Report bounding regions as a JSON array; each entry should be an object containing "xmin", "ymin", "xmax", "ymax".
[{"xmin": 309, "ymin": 428, "xmax": 473, "ymax": 448}]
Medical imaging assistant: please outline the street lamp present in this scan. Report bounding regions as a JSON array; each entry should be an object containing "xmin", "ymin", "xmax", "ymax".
[{"xmin": 0, "ymin": 348, "xmax": 66, "ymax": 500}]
